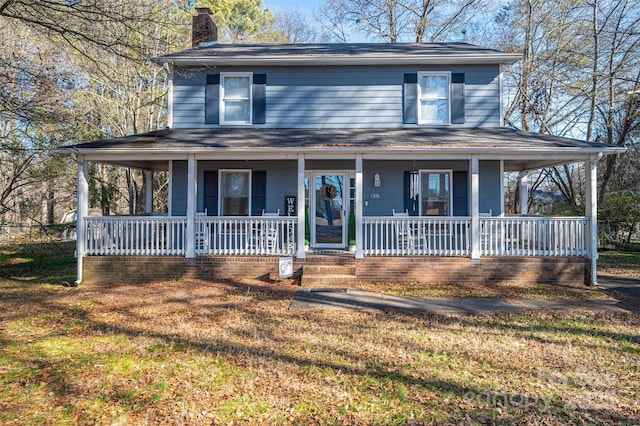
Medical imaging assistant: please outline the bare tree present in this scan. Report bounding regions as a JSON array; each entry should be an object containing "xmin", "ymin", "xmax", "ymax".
[
  {"xmin": 273, "ymin": 9, "xmax": 324, "ymax": 43},
  {"xmin": 315, "ymin": 0, "xmax": 485, "ymax": 43}
]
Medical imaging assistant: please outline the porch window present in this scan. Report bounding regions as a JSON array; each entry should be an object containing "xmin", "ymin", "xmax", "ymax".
[
  {"xmin": 220, "ymin": 73, "xmax": 252, "ymax": 125},
  {"xmin": 418, "ymin": 72, "xmax": 450, "ymax": 125},
  {"xmin": 220, "ymin": 170, "xmax": 251, "ymax": 216},
  {"xmin": 420, "ymin": 171, "xmax": 451, "ymax": 216}
]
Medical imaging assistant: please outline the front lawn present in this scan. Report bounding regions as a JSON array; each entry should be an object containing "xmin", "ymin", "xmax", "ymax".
[
  {"xmin": 599, "ymin": 247, "xmax": 640, "ymax": 278},
  {"xmin": 1, "ymin": 242, "xmax": 638, "ymax": 424}
]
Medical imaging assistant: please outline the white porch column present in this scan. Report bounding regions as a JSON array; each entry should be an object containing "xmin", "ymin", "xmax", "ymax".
[
  {"xmin": 296, "ymin": 154, "xmax": 306, "ymax": 259},
  {"xmin": 144, "ymin": 170, "xmax": 153, "ymax": 214},
  {"xmin": 519, "ymin": 170, "xmax": 529, "ymax": 215},
  {"xmin": 586, "ymin": 155, "xmax": 599, "ymax": 286},
  {"xmin": 185, "ymin": 154, "xmax": 197, "ymax": 258},
  {"xmin": 75, "ymin": 155, "xmax": 89, "ymax": 284},
  {"xmin": 470, "ymin": 155, "xmax": 480, "ymax": 259},
  {"xmin": 355, "ymin": 154, "xmax": 363, "ymax": 259},
  {"xmin": 168, "ymin": 160, "xmax": 173, "ymax": 216}
]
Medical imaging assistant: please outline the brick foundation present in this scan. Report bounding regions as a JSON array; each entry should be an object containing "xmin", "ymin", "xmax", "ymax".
[{"xmin": 82, "ymin": 255, "xmax": 590, "ymax": 287}]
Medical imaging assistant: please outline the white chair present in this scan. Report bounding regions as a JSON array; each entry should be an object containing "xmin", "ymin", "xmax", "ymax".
[
  {"xmin": 247, "ymin": 210, "xmax": 280, "ymax": 252},
  {"xmin": 393, "ymin": 209, "xmax": 419, "ymax": 251},
  {"xmin": 195, "ymin": 211, "xmax": 208, "ymax": 252}
]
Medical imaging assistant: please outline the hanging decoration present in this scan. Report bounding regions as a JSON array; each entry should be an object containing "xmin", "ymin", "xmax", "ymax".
[{"xmin": 320, "ymin": 183, "xmax": 338, "ymax": 201}]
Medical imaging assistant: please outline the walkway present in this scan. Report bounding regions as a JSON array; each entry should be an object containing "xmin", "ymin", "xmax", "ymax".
[
  {"xmin": 597, "ymin": 273, "xmax": 640, "ymax": 299},
  {"xmin": 291, "ymin": 288, "xmax": 633, "ymax": 313}
]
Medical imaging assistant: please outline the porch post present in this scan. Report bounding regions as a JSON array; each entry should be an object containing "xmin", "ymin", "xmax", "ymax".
[
  {"xmin": 586, "ymin": 155, "xmax": 599, "ymax": 286},
  {"xmin": 185, "ymin": 154, "xmax": 196, "ymax": 258},
  {"xmin": 470, "ymin": 155, "xmax": 480, "ymax": 259},
  {"xmin": 355, "ymin": 154, "xmax": 363, "ymax": 259},
  {"xmin": 519, "ymin": 170, "xmax": 529, "ymax": 215},
  {"xmin": 75, "ymin": 155, "xmax": 88, "ymax": 285},
  {"xmin": 144, "ymin": 170, "xmax": 153, "ymax": 214},
  {"xmin": 296, "ymin": 154, "xmax": 306, "ymax": 259}
]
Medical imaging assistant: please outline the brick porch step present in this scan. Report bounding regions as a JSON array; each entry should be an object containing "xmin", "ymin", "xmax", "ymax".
[{"xmin": 301, "ymin": 264, "xmax": 356, "ymax": 288}]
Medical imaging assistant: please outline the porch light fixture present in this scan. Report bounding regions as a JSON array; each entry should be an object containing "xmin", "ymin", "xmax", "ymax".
[{"xmin": 373, "ymin": 173, "xmax": 381, "ymax": 188}]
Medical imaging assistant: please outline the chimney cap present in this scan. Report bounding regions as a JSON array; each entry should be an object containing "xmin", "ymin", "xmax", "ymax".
[{"xmin": 195, "ymin": 7, "xmax": 213, "ymax": 15}]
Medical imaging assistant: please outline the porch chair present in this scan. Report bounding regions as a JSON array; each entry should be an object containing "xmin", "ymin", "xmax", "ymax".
[
  {"xmin": 393, "ymin": 209, "xmax": 419, "ymax": 251},
  {"xmin": 248, "ymin": 209, "xmax": 280, "ymax": 252},
  {"xmin": 195, "ymin": 211, "xmax": 209, "ymax": 252}
]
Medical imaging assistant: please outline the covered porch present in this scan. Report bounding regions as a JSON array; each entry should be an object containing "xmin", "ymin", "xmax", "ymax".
[{"xmin": 64, "ymin": 128, "xmax": 623, "ymax": 286}]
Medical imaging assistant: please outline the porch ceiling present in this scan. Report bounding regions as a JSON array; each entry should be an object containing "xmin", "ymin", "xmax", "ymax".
[{"xmin": 59, "ymin": 127, "xmax": 623, "ymax": 171}]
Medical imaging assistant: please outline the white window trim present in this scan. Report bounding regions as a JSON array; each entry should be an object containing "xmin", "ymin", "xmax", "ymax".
[
  {"xmin": 220, "ymin": 72, "xmax": 253, "ymax": 126},
  {"xmin": 218, "ymin": 169, "xmax": 252, "ymax": 216},
  {"xmin": 419, "ymin": 169, "xmax": 453, "ymax": 216},
  {"xmin": 417, "ymin": 71, "xmax": 451, "ymax": 126}
]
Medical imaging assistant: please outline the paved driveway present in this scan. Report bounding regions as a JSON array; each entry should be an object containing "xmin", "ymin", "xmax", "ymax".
[{"xmin": 598, "ymin": 274, "xmax": 640, "ymax": 299}]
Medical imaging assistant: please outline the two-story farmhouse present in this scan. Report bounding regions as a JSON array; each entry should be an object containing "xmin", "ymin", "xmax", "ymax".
[{"xmin": 62, "ymin": 10, "xmax": 622, "ymax": 287}]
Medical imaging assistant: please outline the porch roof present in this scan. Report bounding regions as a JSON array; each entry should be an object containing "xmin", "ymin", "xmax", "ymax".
[{"xmin": 59, "ymin": 127, "xmax": 624, "ymax": 172}]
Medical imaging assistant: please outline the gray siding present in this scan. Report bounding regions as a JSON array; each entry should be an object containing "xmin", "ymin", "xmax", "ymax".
[
  {"xmin": 172, "ymin": 65, "xmax": 500, "ymax": 129},
  {"xmin": 170, "ymin": 159, "xmax": 502, "ymax": 217},
  {"xmin": 171, "ymin": 160, "xmax": 298, "ymax": 215},
  {"xmin": 363, "ymin": 160, "xmax": 469, "ymax": 216}
]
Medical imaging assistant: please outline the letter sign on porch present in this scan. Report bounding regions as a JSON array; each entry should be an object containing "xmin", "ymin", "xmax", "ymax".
[{"xmin": 285, "ymin": 195, "xmax": 296, "ymax": 216}]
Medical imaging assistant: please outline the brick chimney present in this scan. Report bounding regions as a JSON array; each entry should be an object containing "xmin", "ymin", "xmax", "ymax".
[{"xmin": 192, "ymin": 8, "xmax": 218, "ymax": 48}]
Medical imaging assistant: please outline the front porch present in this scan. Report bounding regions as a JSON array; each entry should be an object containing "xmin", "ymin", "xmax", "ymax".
[
  {"xmin": 63, "ymin": 127, "xmax": 624, "ymax": 286},
  {"xmin": 78, "ymin": 212, "xmax": 594, "ymax": 284}
]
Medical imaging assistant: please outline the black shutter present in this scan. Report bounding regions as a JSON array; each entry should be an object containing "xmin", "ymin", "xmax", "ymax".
[
  {"xmin": 453, "ymin": 171, "xmax": 468, "ymax": 216},
  {"xmin": 403, "ymin": 171, "xmax": 419, "ymax": 216},
  {"xmin": 251, "ymin": 171, "xmax": 266, "ymax": 215},
  {"xmin": 252, "ymin": 74, "xmax": 266, "ymax": 124},
  {"xmin": 403, "ymin": 73, "xmax": 418, "ymax": 124},
  {"xmin": 205, "ymin": 74, "xmax": 220, "ymax": 124},
  {"xmin": 451, "ymin": 73, "xmax": 465, "ymax": 124},
  {"xmin": 203, "ymin": 171, "xmax": 218, "ymax": 215}
]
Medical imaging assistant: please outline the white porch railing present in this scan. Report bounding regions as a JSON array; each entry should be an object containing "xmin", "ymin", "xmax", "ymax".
[
  {"xmin": 363, "ymin": 217, "xmax": 471, "ymax": 256},
  {"xmin": 480, "ymin": 216, "xmax": 588, "ymax": 257},
  {"xmin": 85, "ymin": 216, "xmax": 186, "ymax": 256},
  {"xmin": 196, "ymin": 216, "xmax": 297, "ymax": 256},
  {"xmin": 83, "ymin": 215, "xmax": 588, "ymax": 258}
]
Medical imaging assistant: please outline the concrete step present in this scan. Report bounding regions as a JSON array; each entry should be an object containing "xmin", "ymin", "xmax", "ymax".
[
  {"xmin": 301, "ymin": 273, "xmax": 357, "ymax": 288},
  {"xmin": 303, "ymin": 264, "xmax": 356, "ymax": 276},
  {"xmin": 301, "ymin": 264, "xmax": 357, "ymax": 288}
]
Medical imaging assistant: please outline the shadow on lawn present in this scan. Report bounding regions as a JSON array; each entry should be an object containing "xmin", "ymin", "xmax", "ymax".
[
  {"xmin": 1, "ymin": 242, "xmax": 638, "ymax": 423},
  {"xmin": 2, "ymin": 278, "xmax": 638, "ymax": 424},
  {"xmin": 0, "ymin": 241, "xmax": 76, "ymax": 286}
]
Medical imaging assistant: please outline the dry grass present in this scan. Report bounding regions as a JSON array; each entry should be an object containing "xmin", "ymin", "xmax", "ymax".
[{"xmin": 1, "ymin": 242, "xmax": 639, "ymax": 424}]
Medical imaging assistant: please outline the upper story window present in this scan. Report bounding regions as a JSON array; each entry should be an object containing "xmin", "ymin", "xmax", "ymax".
[
  {"xmin": 206, "ymin": 73, "xmax": 266, "ymax": 126},
  {"xmin": 418, "ymin": 72, "xmax": 450, "ymax": 125},
  {"xmin": 220, "ymin": 73, "xmax": 252, "ymax": 125},
  {"xmin": 420, "ymin": 170, "xmax": 451, "ymax": 216}
]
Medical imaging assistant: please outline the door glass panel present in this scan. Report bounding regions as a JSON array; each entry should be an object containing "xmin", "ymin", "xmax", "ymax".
[
  {"xmin": 315, "ymin": 175, "xmax": 344, "ymax": 244},
  {"xmin": 421, "ymin": 172, "xmax": 450, "ymax": 216}
]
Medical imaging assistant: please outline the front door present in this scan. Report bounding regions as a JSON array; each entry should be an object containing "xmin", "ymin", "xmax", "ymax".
[{"xmin": 311, "ymin": 173, "xmax": 347, "ymax": 248}]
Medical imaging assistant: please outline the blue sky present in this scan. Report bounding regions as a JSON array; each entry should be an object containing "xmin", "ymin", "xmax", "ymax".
[{"xmin": 263, "ymin": 0, "xmax": 318, "ymax": 15}]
